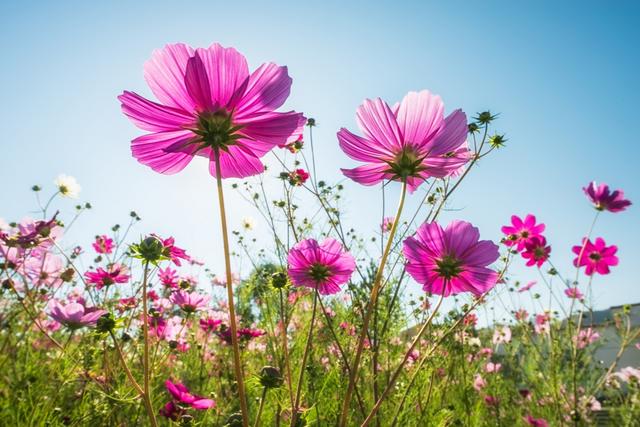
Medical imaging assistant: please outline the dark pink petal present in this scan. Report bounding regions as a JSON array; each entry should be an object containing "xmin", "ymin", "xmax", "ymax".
[
  {"xmin": 191, "ymin": 397, "xmax": 216, "ymax": 410},
  {"xmin": 118, "ymin": 91, "xmax": 194, "ymax": 132},
  {"xmin": 396, "ymin": 90, "xmax": 444, "ymax": 146},
  {"xmin": 131, "ymin": 130, "xmax": 198, "ymax": 174},
  {"xmin": 414, "ymin": 222, "xmax": 446, "ymax": 256},
  {"xmin": 463, "ymin": 240, "xmax": 500, "ymax": 266},
  {"xmin": 238, "ymin": 111, "xmax": 306, "ymax": 148},
  {"xmin": 196, "ymin": 44, "xmax": 249, "ymax": 109},
  {"xmin": 144, "ymin": 43, "xmax": 198, "ymax": 112},
  {"xmin": 235, "ymin": 63, "xmax": 292, "ymax": 118},
  {"xmin": 355, "ymin": 98, "xmax": 403, "ymax": 151},
  {"xmin": 208, "ymin": 145, "xmax": 264, "ymax": 179},
  {"xmin": 185, "ymin": 52, "xmax": 215, "ymax": 111},
  {"xmin": 444, "ymin": 221, "xmax": 480, "ymax": 257}
]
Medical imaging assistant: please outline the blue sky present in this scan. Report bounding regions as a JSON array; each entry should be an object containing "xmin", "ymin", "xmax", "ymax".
[{"xmin": 1, "ymin": 1, "xmax": 638, "ymax": 321}]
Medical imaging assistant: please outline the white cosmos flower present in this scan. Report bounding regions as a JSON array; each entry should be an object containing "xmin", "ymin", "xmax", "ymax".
[
  {"xmin": 241, "ymin": 217, "xmax": 256, "ymax": 230},
  {"xmin": 54, "ymin": 174, "xmax": 81, "ymax": 198}
]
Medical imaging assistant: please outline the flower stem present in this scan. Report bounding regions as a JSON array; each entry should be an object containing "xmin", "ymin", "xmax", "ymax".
[
  {"xmin": 214, "ymin": 149, "xmax": 250, "ymax": 427},
  {"xmin": 291, "ymin": 287, "xmax": 319, "ymax": 426},
  {"xmin": 279, "ymin": 288, "xmax": 296, "ymax": 411},
  {"xmin": 254, "ymin": 386, "xmax": 268, "ymax": 427},
  {"xmin": 141, "ymin": 261, "xmax": 158, "ymax": 427},
  {"xmin": 339, "ymin": 180, "xmax": 407, "ymax": 427},
  {"xmin": 362, "ymin": 293, "xmax": 444, "ymax": 426}
]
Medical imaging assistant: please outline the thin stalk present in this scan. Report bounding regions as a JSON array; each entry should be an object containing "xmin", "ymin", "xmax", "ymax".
[
  {"xmin": 141, "ymin": 261, "xmax": 158, "ymax": 427},
  {"xmin": 291, "ymin": 288, "xmax": 319, "ymax": 426},
  {"xmin": 109, "ymin": 330, "xmax": 144, "ymax": 395},
  {"xmin": 339, "ymin": 180, "xmax": 407, "ymax": 427},
  {"xmin": 254, "ymin": 387, "xmax": 268, "ymax": 427},
  {"xmin": 279, "ymin": 289, "xmax": 296, "ymax": 411},
  {"xmin": 361, "ymin": 294, "xmax": 444, "ymax": 426},
  {"xmin": 214, "ymin": 149, "xmax": 249, "ymax": 427}
]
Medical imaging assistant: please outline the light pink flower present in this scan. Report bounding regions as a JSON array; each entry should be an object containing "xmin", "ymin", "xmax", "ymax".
[
  {"xmin": 614, "ymin": 367, "xmax": 640, "ymax": 383},
  {"xmin": 402, "ymin": 220, "xmax": 499, "ymax": 296},
  {"xmin": 575, "ymin": 327, "xmax": 600, "ymax": 349},
  {"xmin": 583, "ymin": 182, "xmax": 631, "ymax": 213},
  {"xmin": 287, "ymin": 238, "xmax": 355, "ymax": 295},
  {"xmin": 92, "ymin": 235, "xmax": 114, "ymax": 254},
  {"xmin": 501, "ymin": 214, "xmax": 545, "ymax": 252},
  {"xmin": 492, "ymin": 326, "xmax": 512, "ymax": 345},
  {"xmin": 473, "ymin": 374, "xmax": 486, "ymax": 391},
  {"xmin": 521, "ymin": 236, "xmax": 550, "ymax": 267},
  {"xmin": 515, "ymin": 308, "xmax": 529, "ymax": 321},
  {"xmin": 170, "ymin": 290, "xmax": 210, "ymax": 313},
  {"xmin": 572, "ymin": 237, "xmax": 618, "ymax": 276},
  {"xmin": 338, "ymin": 90, "xmax": 470, "ymax": 192},
  {"xmin": 518, "ymin": 280, "xmax": 537, "ymax": 293},
  {"xmin": 485, "ymin": 362, "xmax": 502, "ymax": 373},
  {"xmin": 381, "ymin": 217, "xmax": 395, "ymax": 233},
  {"xmin": 119, "ymin": 43, "xmax": 305, "ymax": 179},
  {"xmin": 48, "ymin": 300, "xmax": 106, "ymax": 329},
  {"xmin": 158, "ymin": 266, "xmax": 179, "ymax": 289},
  {"xmin": 564, "ymin": 287, "xmax": 584, "ymax": 299},
  {"xmin": 84, "ymin": 263, "xmax": 130, "ymax": 290}
]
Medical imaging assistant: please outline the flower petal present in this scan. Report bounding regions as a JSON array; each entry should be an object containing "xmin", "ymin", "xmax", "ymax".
[
  {"xmin": 341, "ymin": 163, "xmax": 390, "ymax": 186},
  {"xmin": 356, "ymin": 98, "xmax": 403, "ymax": 151},
  {"xmin": 131, "ymin": 130, "xmax": 197, "ymax": 174},
  {"xmin": 144, "ymin": 43, "xmax": 197, "ymax": 112},
  {"xmin": 208, "ymin": 145, "xmax": 265, "ymax": 179},
  {"xmin": 337, "ymin": 128, "xmax": 393, "ymax": 162},
  {"xmin": 119, "ymin": 91, "xmax": 194, "ymax": 132},
  {"xmin": 235, "ymin": 63, "xmax": 293, "ymax": 118},
  {"xmin": 396, "ymin": 90, "xmax": 444, "ymax": 146},
  {"xmin": 196, "ymin": 44, "xmax": 249, "ymax": 109}
]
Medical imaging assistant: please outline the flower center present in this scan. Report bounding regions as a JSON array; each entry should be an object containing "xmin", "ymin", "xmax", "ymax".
[
  {"xmin": 588, "ymin": 252, "xmax": 601, "ymax": 262},
  {"xmin": 534, "ymin": 247, "xmax": 546, "ymax": 259},
  {"xmin": 386, "ymin": 146, "xmax": 425, "ymax": 180},
  {"xmin": 308, "ymin": 263, "xmax": 331, "ymax": 283},
  {"xmin": 520, "ymin": 230, "xmax": 529, "ymax": 238},
  {"xmin": 435, "ymin": 254, "xmax": 463, "ymax": 280},
  {"xmin": 192, "ymin": 110, "xmax": 243, "ymax": 152}
]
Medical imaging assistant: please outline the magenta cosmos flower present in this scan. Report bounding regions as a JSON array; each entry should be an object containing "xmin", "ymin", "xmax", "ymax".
[
  {"xmin": 48, "ymin": 300, "xmax": 106, "ymax": 330},
  {"xmin": 287, "ymin": 238, "xmax": 356, "ymax": 295},
  {"xmin": 92, "ymin": 235, "xmax": 114, "ymax": 254},
  {"xmin": 164, "ymin": 379, "xmax": 215, "ymax": 410},
  {"xmin": 170, "ymin": 290, "xmax": 210, "ymax": 313},
  {"xmin": 119, "ymin": 43, "xmax": 306, "ymax": 178},
  {"xmin": 402, "ymin": 220, "xmax": 500, "ymax": 296},
  {"xmin": 521, "ymin": 236, "xmax": 551, "ymax": 267},
  {"xmin": 84, "ymin": 263, "xmax": 130, "ymax": 290},
  {"xmin": 572, "ymin": 237, "xmax": 618, "ymax": 275},
  {"xmin": 583, "ymin": 182, "xmax": 631, "ymax": 213},
  {"xmin": 338, "ymin": 90, "xmax": 470, "ymax": 192},
  {"xmin": 501, "ymin": 214, "xmax": 545, "ymax": 251}
]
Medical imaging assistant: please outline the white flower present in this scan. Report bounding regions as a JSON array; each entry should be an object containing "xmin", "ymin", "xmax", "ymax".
[
  {"xmin": 241, "ymin": 217, "xmax": 256, "ymax": 230},
  {"xmin": 54, "ymin": 174, "xmax": 81, "ymax": 198}
]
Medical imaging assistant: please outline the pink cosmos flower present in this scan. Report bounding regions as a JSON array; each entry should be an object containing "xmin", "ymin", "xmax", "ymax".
[
  {"xmin": 515, "ymin": 308, "xmax": 529, "ymax": 321},
  {"xmin": 473, "ymin": 374, "xmax": 487, "ymax": 391},
  {"xmin": 199, "ymin": 315, "xmax": 223, "ymax": 333},
  {"xmin": 575, "ymin": 327, "xmax": 600, "ymax": 349},
  {"xmin": 572, "ymin": 237, "xmax": 618, "ymax": 276},
  {"xmin": 381, "ymin": 217, "xmax": 395, "ymax": 233},
  {"xmin": 156, "ymin": 236, "xmax": 190, "ymax": 266},
  {"xmin": 402, "ymin": 220, "xmax": 499, "ymax": 296},
  {"xmin": 338, "ymin": 90, "xmax": 470, "ymax": 192},
  {"xmin": 501, "ymin": 214, "xmax": 545, "ymax": 251},
  {"xmin": 48, "ymin": 300, "xmax": 106, "ymax": 329},
  {"xmin": 564, "ymin": 287, "xmax": 584, "ymax": 300},
  {"xmin": 92, "ymin": 235, "xmax": 114, "ymax": 254},
  {"xmin": 492, "ymin": 326, "xmax": 512, "ymax": 345},
  {"xmin": 614, "ymin": 367, "xmax": 640, "ymax": 383},
  {"xmin": 583, "ymin": 182, "xmax": 631, "ymax": 213},
  {"xmin": 287, "ymin": 238, "xmax": 356, "ymax": 295},
  {"xmin": 485, "ymin": 362, "xmax": 502, "ymax": 373},
  {"xmin": 158, "ymin": 266, "xmax": 179, "ymax": 288},
  {"xmin": 518, "ymin": 280, "xmax": 537, "ymax": 293},
  {"xmin": 524, "ymin": 415, "xmax": 549, "ymax": 427},
  {"xmin": 211, "ymin": 272, "xmax": 240, "ymax": 287},
  {"xmin": 170, "ymin": 290, "xmax": 210, "ymax": 313},
  {"xmin": 463, "ymin": 313, "xmax": 478, "ymax": 327},
  {"xmin": 535, "ymin": 313, "xmax": 551, "ymax": 335},
  {"xmin": 84, "ymin": 263, "xmax": 130, "ymax": 290},
  {"xmin": 521, "ymin": 236, "xmax": 551, "ymax": 267},
  {"xmin": 164, "ymin": 380, "xmax": 215, "ymax": 410},
  {"xmin": 117, "ymin": 297, "xmax": 138, "ymax": 313},
  {"xmin": 119, "ymin": 43, "xmax": 305, "ymax": 179}
]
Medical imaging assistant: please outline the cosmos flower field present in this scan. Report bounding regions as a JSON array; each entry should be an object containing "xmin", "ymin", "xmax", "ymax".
[{"xmin": 1, "ymin": 43, "xmax": 638, "ymax": 426}]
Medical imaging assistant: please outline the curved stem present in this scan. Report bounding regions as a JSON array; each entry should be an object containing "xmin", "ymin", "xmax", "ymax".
[
  {"xmin": 109, "ymin": 330, "xmax": 144, "ymax": 395},
  {"xmin": 254, "ymin": 387, "xmax": 268, "ymax": 427},
  {"xmin": 339, "ymin": 180, "xmax": 407, "ymax": 427},
  {"xmin": 214, "ymin": 149, "xmax": 249, "ymax": 427},
  {"xmin": 291, "ymin": 288, "xmax": 319, "ymax": 426},
  {"xmin": 361, "ymin": 293, "xmax": 444, "ymax": 426},
  {"xmin": 141, "ymin": 261, "xmax": 158, "ymax": 427}
]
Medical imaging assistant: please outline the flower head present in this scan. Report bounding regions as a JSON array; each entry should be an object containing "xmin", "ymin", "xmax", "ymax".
[
  {"xmin": 84, "ymin": 264, "xmax": 130, "ymax": 290},
  {"xmin": 583, "ymin": 182, "xmax": 631, "ymax": 213},
  {"xmin": 48, "ymin": 300, "xmax": 106, "ymax": 329},
  {"xmin": 338, "ymin": 90, "xmax": 470, "ymax": 192},
  {"xmin": 287, "ymin": 238, "xmax": 355, "ymax": 295},
  {"xmin": 523, "ymin": 415, "xmax": 549, "ymax": 427},
  {"xmin": 517, "ymin": 280, "xmax": 537, "ymax": 293},
  {"xmin": 170, "ymin": 290, "xmax": 209, "ymax": 313},
  {"xmin": 119, "ymin": 43, "xmax": 305, "ymax": 179},
  {"xmin": 501, "ymin": 214, "xmax": 545, "ymax": 251},
  {"xmin": 572, "ymin": 237, "xmax": 618, "ymax": 276},
  {"xmin": 564, "ymin": 287, "xmax": 584, "ymax": 300},
  {"xmin": 54, "ymin": 174, "xmax": 81, "ymax": 198},
  {"xmin": 575, "ymin": 327, "xmax": 600, "ymax": 349},
  {"xmin": 288, "ymin": 168, "xmax": 309, "ymax": 186},
  {"xmin": 521, "ymin": 236, "xmax": 550, "ymax": 267},
  {"xmin": 164, "ymin": 380, "xmax": 215, "ymax": 410},
  {"xmin": 402, "ymin": 220, "xmax": 499, "ymax": 296},
  {"xmin": 492, "ymin": 325, "xmax": 512, "ymax": 345},
  {"xmin": 92, "ymin": 235, "xmax": 114, "ymax": 254},
  {"xmin": 381, "ymin": 217, "xmax": 395, "ymax": 233}
]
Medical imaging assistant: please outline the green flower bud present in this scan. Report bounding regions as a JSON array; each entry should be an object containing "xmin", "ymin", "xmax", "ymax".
[
  {"xmin": 270, "ymin": 272, "xmax": 288, "ymax": 289},
  {"xmin": 96, "ymin": 313, "xmax": 116, "ymax": 333},
  {"xmin": 259, "ymin": 366, "xmax": 283, "ymax": 389}
]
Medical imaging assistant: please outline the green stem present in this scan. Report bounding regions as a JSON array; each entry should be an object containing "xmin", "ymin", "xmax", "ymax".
[
  {"xmin": 291, "ymin": 288, "xmax": 319, "ymax": 426},
  {"xmin": 254, "ymin": 387, "xmax": 268, "ymax": 427},
  {"xmin": 141, "ymin": 261, "xmax": 158, "ymax": 427},
  {"xmin": 214, "ymin": 149, "xmax": 250, "ymax": 427},
  {"xmin": 339, "ymin": 180, "xmax": 407, "ymax": 427}
]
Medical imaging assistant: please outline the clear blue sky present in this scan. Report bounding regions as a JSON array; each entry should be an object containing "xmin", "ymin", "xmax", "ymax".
[{"xmin": 1, "ymin": 1, "xmax": 638, "ymax": 320}]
